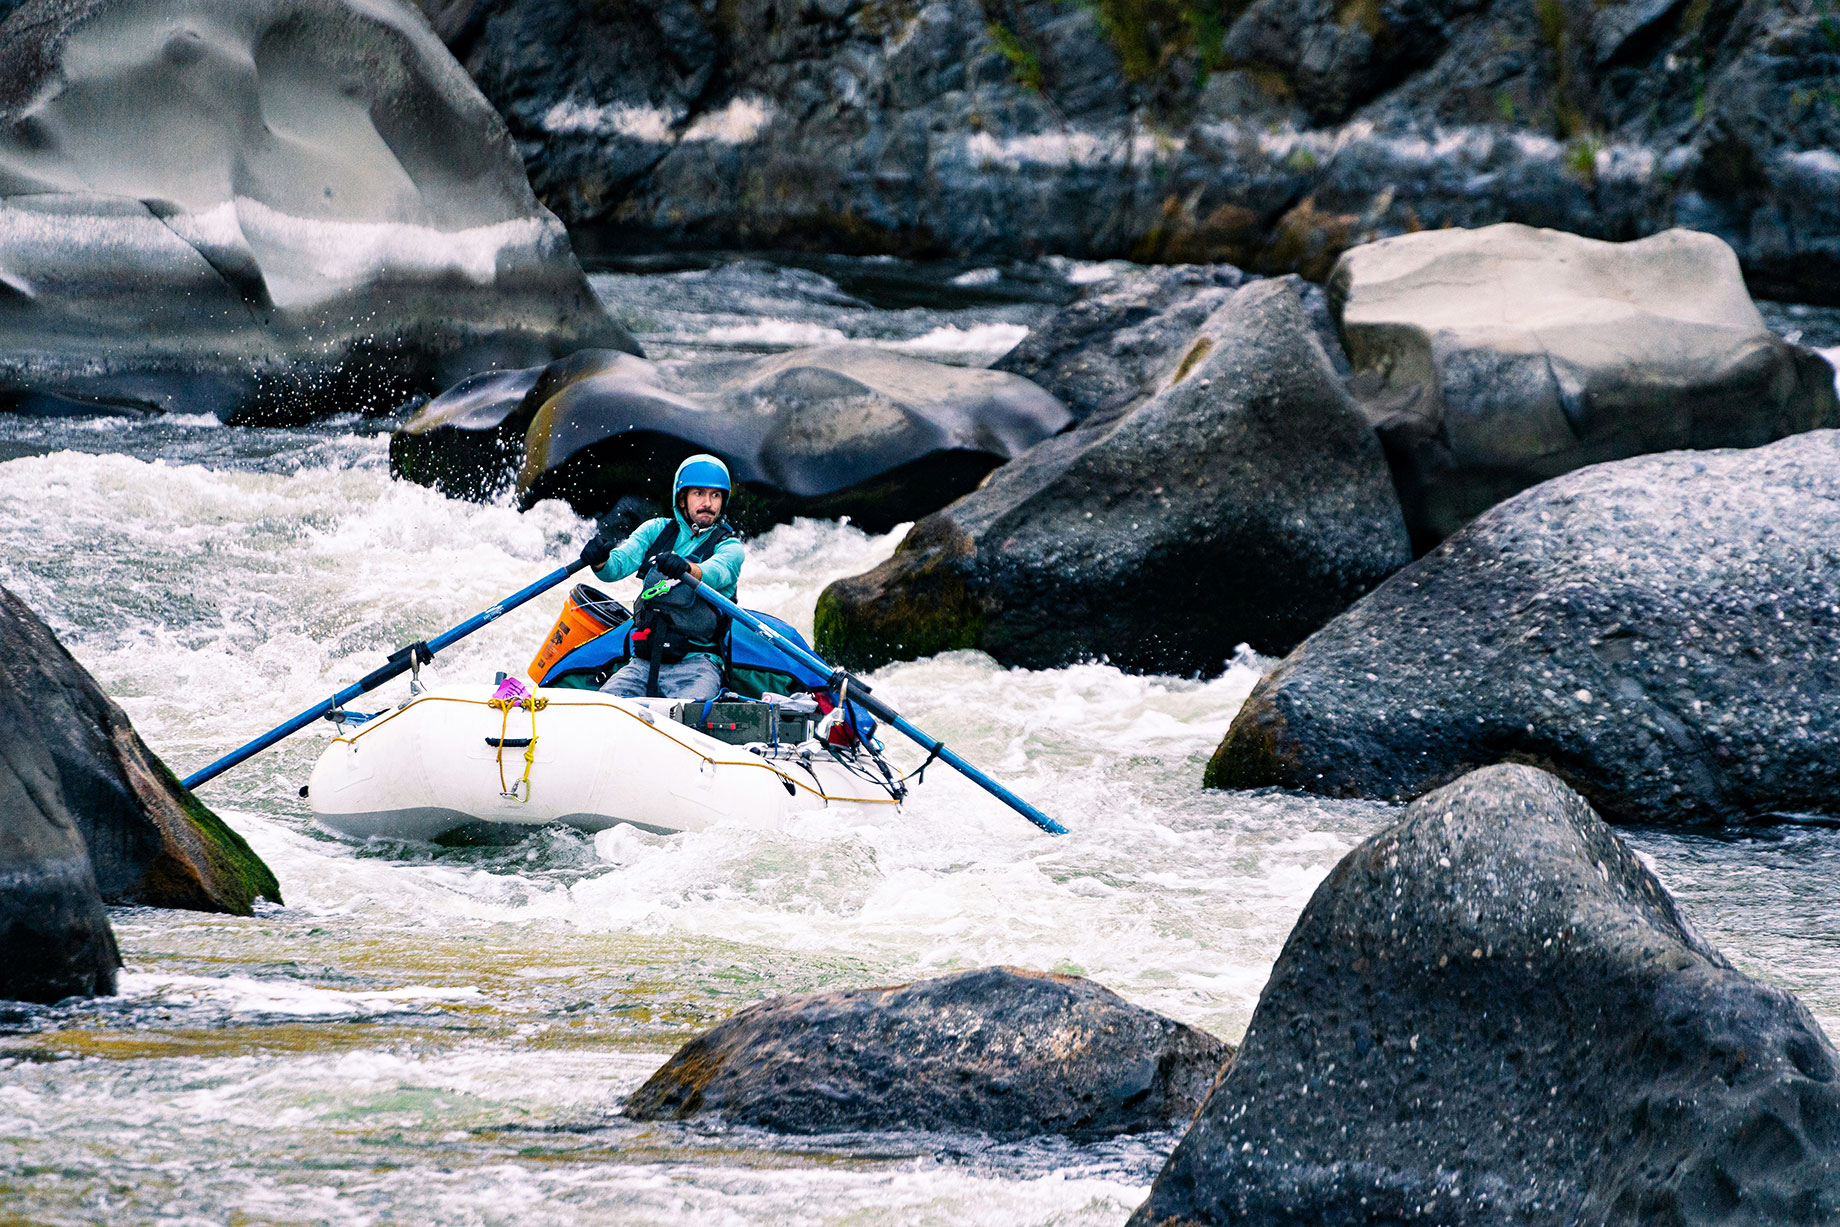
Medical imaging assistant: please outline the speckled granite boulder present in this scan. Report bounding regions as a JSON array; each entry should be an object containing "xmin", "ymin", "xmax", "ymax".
[
  {"xmin": 1209, "ymin": 429, "xmax": 1840, "ymax": 827},
  {"xmin": 624, "ymin": 966, "xmax": 1230, "ymax": 1140},
  {"xmin": 1133, "ymin": 765, "xmax": 1840, "ymax": 1226}
]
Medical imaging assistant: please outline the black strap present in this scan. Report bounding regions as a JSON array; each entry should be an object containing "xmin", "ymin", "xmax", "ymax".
[
  {"xmin": 912, "ymin": 741, "xmax": 943, "ymax": 785},
  {"xmin": 645, "ymin": 624, "xmax": 666, "ymax": 697}
]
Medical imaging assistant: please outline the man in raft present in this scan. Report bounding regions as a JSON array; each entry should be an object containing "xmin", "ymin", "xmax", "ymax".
[{"xmin": 578, "ymin": 454, "xmax": 745, "ymax": 701}]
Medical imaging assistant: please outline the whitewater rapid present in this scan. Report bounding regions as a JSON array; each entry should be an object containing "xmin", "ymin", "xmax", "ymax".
[{"xmin": 2, "ymin": 263, "xmax": 1837, "ymax": 1224}]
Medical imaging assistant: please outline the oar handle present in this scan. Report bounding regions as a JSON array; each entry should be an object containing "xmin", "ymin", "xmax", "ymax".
[
  {"xmin": 688, "ymin": 578, "xmax": 1066, "ymax": 835},
  {"xmin": 182, "ymin": 558, "xmax": 588, "ymax": 791}
]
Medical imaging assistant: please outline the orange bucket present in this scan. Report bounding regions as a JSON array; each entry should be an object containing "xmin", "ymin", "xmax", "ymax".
[{"xmin": 527, "ymin": 584, "xmax": 628, "ymax": 682}]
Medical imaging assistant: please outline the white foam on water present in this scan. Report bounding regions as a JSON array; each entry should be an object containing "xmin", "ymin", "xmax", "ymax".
[
  {"xmin": 702, "ymin": 319, "xmax": 850, "ymax": 347},
  {"xmin": 950, "ymin": 267, "xmax": 1002, "ymax": 287},
  {"xmin": 882, "ymin": 322, "xmax": 1031, "ymax": 359},
  {"xmin": 1819, "ymin": 347, "xmax": 1840, "ymax": 397},
  {"xmin": 116, "ymin": 972, "xmax": 484, "ymax": 1019}
]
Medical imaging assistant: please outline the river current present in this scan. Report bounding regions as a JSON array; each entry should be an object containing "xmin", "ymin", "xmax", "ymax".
[{"xmin": 1, "ymin": 259, "xmax": 1837, "ymax": 1225}]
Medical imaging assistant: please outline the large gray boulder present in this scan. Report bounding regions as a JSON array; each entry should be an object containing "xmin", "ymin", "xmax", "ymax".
[
  {"xmin": 1134, "ymin": 765, "xmax": 1840, "ymax": 1226},
  {"xmin": 0, "ymin": 0, "xmax": 632, "ymax": 423},
  {"xmin": 0, "ymin": 587, "xmax": 280, "ymax": 914},
  {"xmin": 1331, "ymin": 224, "xmax": 1839, "ymax": 546},
  {"xmin": 624, "ymin": 966, "xmax": 1229, "ymax": 1140},
  {"xmin": 391, "ymin": 345, "xmax": 1070, "ymax": 531},
  {"xmin": 813, "ymin": 277, "xmax": 1412, "ymax": 676},
  {"xmin": 1209, "ymin": 430, "xmax": 1840, "ymax": 827}
]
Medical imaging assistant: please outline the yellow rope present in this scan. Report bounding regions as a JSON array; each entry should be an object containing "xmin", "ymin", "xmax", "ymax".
[{"xmin": 487, "ymin": 695, "xmax": 548, "ymax": 801}]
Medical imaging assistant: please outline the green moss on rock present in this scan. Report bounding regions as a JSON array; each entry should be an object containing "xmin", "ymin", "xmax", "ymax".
[
  {"xmin": 813, "ymin": 515, "xmax": 988, "ymax": 671},
  {"xmin": 148, "ymin": 756, "xmax": 282, "ymax": 914}
]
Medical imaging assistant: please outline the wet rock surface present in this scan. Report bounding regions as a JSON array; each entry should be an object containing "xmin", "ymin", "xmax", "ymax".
[
  {"xmin": 814, "ymin": 277, "xmax": 1411, "ymax": 675},
  {"xmin": 1133, "ymin": 768, "xmax": 1840, "ymax": 1221},
  {"xmin": 0, "ymin": 0, "xmax": 632, "ymax": 423},
  {"xmin": 434, "ymin": 0, "xmax": 1840, "ymax": 299},
  {"xmin": 0, "ymin": 649, "xmax": 120, "ymax": 1003},
  {"xmin": 0, "ymin": 587, "xmax": 280, "ymax": 915},
  {"xmin": 1133, "ymin": 764, "xmax": 1840, "ymax": 1226},
  {"xmin": 624, "ymin": 965, "xmax": 1230, "ymax": 1139},
  {"xmin": 991, "ymin": 264, "xmax": 1255, "ymax": 426},
  {"xmin": 392, "ymin": 345, "xmax": 1069, "ymax": 531},
  {"xmin": 1209, "ymin": 430, "xmax": 1840, "ymax": 827},
  {"xmin": 1333, "ymin": 224, "xmax": 1839, "ymax": 547}
]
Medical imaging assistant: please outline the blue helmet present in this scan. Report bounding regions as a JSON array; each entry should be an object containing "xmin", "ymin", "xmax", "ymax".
[{"xmin": 673, "ymin": 454, "xmax": 731, "ymax": 501}]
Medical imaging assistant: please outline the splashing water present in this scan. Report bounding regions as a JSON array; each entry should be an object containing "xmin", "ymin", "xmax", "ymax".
[{"xmin": 2, "ymin": 338, "xmax": 1837, "ymax": 1222}]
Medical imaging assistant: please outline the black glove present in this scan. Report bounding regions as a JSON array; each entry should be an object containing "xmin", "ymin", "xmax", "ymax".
[
  {"xmin": 655, "ymin": 551, "xmax": 690, "ymax": 580},
  {"xmin": 579, "ymin": 529, "xmax": 616, "ymax": 569}
]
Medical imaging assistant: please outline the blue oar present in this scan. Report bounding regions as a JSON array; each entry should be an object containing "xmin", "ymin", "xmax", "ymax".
[
  {"xmin": 687, "ymin": 579, "xmax": 1067, "ymax": 835},
  {"xmin": 182, "ymin": 559, "xmax": 589, "ymax": 791}
]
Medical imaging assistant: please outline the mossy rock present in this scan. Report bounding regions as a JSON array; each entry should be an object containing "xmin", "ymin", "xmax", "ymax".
[{"xmin": 813, "ymin": 515, "xmax": 988, "ymax": 671}]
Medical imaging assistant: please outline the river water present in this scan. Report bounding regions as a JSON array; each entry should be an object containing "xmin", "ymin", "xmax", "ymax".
[{"xmin": 1, "ymin": 258, "xmax": 1836, "ymax": 1225}]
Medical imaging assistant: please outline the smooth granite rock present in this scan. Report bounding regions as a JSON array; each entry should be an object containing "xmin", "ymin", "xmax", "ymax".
[
  {"xmin": 0, "ymin": 0, "xmax": 633, "ymax": 422},
  {"xmin": 1209, "ymin": 430, "xmax": 1840, "ymax": 827},
  {"xmin": 391, "ymin": 345, "xmax": 1070, "ymax": 531},
  {"xmin": 0, "ymin": 586, "xmax": 280, "ymax": 913},
  {"xmin": 814, "ymin": 277, "xmax": 1411, "ymax": 675},
  {"xmin": 1330, "ymin": 224, "xmax": 1839, "ymax": 547},
  {"xmin": 1132, "ymin": 765, "xmax": 1840, "ymax": 1226},
  {"xmin": 624, "ymin": 966, "xmax": 1230, "ymax": 1140}
]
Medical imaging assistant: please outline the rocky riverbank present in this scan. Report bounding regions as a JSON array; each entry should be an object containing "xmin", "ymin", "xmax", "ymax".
[{"xmin": 433, "ymin": 0, "xmax": 1840, "ymax": 299}]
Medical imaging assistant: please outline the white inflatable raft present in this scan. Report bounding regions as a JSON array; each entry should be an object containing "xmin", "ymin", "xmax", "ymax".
[{"xmin": 307, "ymin": 684, "xmax": 903, "ymax": 841}]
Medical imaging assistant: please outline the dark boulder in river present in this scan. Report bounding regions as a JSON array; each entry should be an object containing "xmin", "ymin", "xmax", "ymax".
[
  {"xmin": 0, "ymin": 664, "xmax": 120, "ymax": 1003},
  {"xmin": 391, "ymin": 345, "xmax": 1070, "ymax": 532},
  {"xmin": 1131, "ymin": 765, "xmax": 1840, "ymax": 1227},
  {"xmin": 1332, "ymin": 225, "xmax": 1840, "ymax": 549},
  {"xmin": 624, "ymin": 966, "xmax": 1229, "ymax": 1139},
  {"xmin": 813, "ymin": 277, "xmax": 1411, "ymax": 676},
  {"xmin": 1209, "ymin": 430, "xmax": 1840, "ymax": 827},
  {"xmin": 0, "ymin": 587, "xmax": 280, "ymax": 915},
  {"xmin": 0, "ymin": 0, "xmax": 632, "ymax": 424}
]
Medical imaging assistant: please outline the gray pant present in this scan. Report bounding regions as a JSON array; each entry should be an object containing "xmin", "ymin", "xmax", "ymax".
[{"xmin": 599, "ymin": 655, "xmax": 723, "ymax": 701}]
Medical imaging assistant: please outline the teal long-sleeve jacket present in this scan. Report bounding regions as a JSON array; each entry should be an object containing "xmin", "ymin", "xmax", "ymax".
[{"xmin": 593, "ymin": 511, "xmax": 744, "ymax": 599}]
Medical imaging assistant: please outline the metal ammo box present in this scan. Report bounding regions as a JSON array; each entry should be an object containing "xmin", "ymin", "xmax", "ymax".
[{"xmin": 674, "ymin": 700, "xmax": 815, "ymax": 746}]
